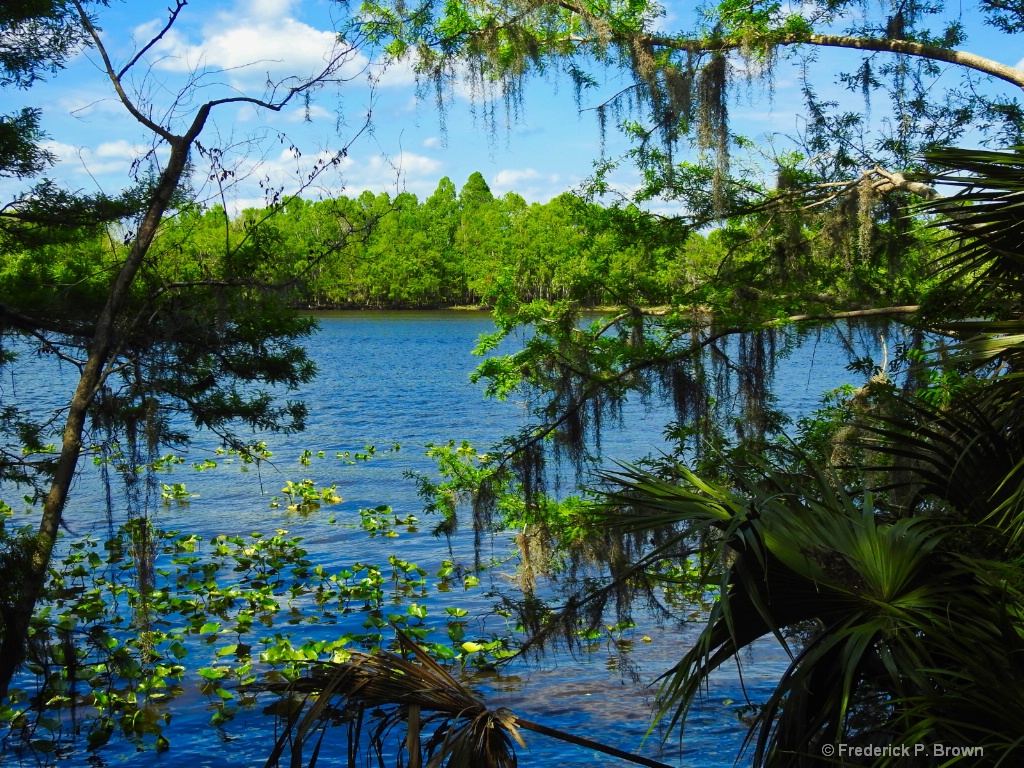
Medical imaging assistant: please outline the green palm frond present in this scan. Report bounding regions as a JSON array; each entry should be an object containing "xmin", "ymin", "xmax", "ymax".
[
  {"xmin": 851, "ymin": 144, "xmax": 1024, "ymax": 556},
  {"xmin": 923, "ymin": 146, "xmax": 1024, "ymax": 297},
  {"xmin": 882, "ymin": 555, "xmax": 1024, "ymax": 756},
  {"xmin": 910, "ymin": 147, "xmax": 1024, "ymax": 390},
  {"xmin": 857, "ymin": 391, "xmax": 1024, "ymax": 512},
  {"xmin": 597, "ymin": 450, "xmax": 1024, "ymax": 766},
  {"xmin": 849, "ymin": 382, "xmax": 1024, "ymax": 554},
  {"xmin": 920, "ymin": 321, "xmax": 1024, "ymax": 389}
]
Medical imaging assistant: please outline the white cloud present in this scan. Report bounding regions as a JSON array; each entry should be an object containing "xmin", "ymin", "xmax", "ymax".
[
  {"xmin": 492, "ymin": 168, "xmax": 543, "ymax": 188},
  {"xmin": 224, "ymin": 196, "xmax": 272, "ymax": 213},
  {"xmin": 489, "ymin": 168, "xmax": 568, "ymax": 201},
  {"xmin": 422, "ymin": 136, "xmax": 442, "ymax": 148},
  {"xmin": 372, "ymin": 54, "xmax": 418, "ymax": 88},
  {"xmin": 341, "ymin": 152, "xmax": 444, "ymax": 198},
  {"xmin": 248, "ymin": 0, "xmax": 299, "ymax": 16},
  {"xmin": 283, "ymin": 104, "xmax": 334, "ymax": 123},
  {"xmin": 134, "ymin": 0, "xmax": 367, "ymax": 87},
  {"xmin": 200, "ymin": 148, "xmax": 446, "ymax": 214},
  {"xmin": 42, "ymin": 139, "xmax": 161, "ymax": 178},
  {"xmin": 55, "ymin": 90, "xmax": 125, "ymax": 121}
]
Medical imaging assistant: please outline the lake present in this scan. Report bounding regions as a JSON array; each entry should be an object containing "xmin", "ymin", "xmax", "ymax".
[{"xmin": 1, "ymin": 310, "xmax": 896, "ymax": 767}]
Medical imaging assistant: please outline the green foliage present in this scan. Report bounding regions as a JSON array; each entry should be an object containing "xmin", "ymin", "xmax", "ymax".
[
  {"xmin": 13, "ymin": 165, "xmax": 943, "ymax": 325},
  {"xmin": 279, "ymin": 478, "xmax": 341, "ymax": 513},
  {"xmin": 599, "ymin": 449, "xmax": 1024, "ymax": 764},
  {"xmin": 406, "ymin": 439, "xmax": 591, "ymax": 552},
  {"xmin": 160, "ymin": 482, "xmax": 198, "ymax": 503},
  {"xmin": 563, "ymin": 148, "xmax": 1024, "ymax": 764},
  {"xmin": 406, "ymin": 440, "xmax": 503, "ymax": 536},
  {"xmin": 0, "ymin": 1, "xmax": 92, "ymax": 90},
  {"xmin": 0, "ymin": 108, "xmax": 52, "ymax": 179},
  {"xmin": 982, "ymin": 0, "xmax": 1024, "ymax": 33},
  {"xmin": 156, "ymin": 180, "xmax": 608, "ymax": 309},
  {"xmin": 3, "ymin": 508, "xmax": 512, "ymax": 758},
  {"xmin": 357, "ymin": 505, "xmax": 418, "ymax": 537}
]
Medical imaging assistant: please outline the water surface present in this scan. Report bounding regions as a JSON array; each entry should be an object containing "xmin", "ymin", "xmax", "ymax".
[{"xmin": 2, "ymin": 311, "xmax": 896, "ymax": 766}]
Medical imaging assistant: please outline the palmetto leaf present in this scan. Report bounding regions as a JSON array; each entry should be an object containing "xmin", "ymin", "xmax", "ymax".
[
  {"xmin": 853, "ymin": 385, "xmax": 1024, "ymax": 549},
  {"xmin": 266, "ymin": 630, "xmax": 524, "ymax": 768},
  {"xmin": 860, "ymin": 395, "xmax": 1019, "ymax": 497},
  {"xmin": 596, "ymin": 449, "xmax": 1024, "ymax": 766},
  {"xmin": 913, "ymin": 147, "xmax": 1024, "ymax": 387}
]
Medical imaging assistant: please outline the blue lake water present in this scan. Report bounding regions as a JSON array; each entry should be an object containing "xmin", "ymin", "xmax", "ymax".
[{"xmin": 1, "ymin": 311, "xmax": 900, "ymax": 767}]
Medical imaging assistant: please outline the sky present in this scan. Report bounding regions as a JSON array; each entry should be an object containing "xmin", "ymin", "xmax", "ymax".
[{"xmin": 2, "ymin": 0, "xmax": 1021, "ymax": 215}]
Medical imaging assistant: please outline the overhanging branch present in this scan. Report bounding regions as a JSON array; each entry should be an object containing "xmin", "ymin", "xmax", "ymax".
[
  {"xmin": 643, "ymin": 30, "xmax": 1024, "ymax": 91},
  {"xmin": 550, "ymin": 0, "xmax": 1024, "ymax": 92},
  {"xmin": 500, "ymin": 304, "xmax": 922, "ymax": 469}
]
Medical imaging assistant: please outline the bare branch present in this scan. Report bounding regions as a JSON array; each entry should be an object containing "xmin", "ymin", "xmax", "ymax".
[
  {"xmin": 71, "ymin": 0, "xmax": 176, "ymax": 144},
  {"xmin": 118, "ymin": 0, "xmax": 188, "ymax": 80},
  {"xmin": 871, "ymin": 167, "xmax": 942, "ymax": 200},
  {"xmin": 198, "ymin": 41, "xmax": 365, "ymax": 117},
  {"xmin": 0, "ymin": 301, "xmax": 94, "ymax": 339},
  {"xmin": 781, "ymin": 306, "xmax": 922, "ymax": 323}
]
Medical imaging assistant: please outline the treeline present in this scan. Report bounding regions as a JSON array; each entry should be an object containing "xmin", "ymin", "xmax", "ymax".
[
  {"xmin": 3, "ymin": 172, "xmax": 935, "ymax": 319},
  {"xmin": 157, "ymin": 172, "xmax": 725, "ymax": 310},
  {"xmin": 158, "ymin": 170, "xmax": 941, "ymax": 312}
]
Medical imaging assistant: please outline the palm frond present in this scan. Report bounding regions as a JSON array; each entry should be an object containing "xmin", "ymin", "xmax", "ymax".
[
  {"xmin": 595, "ymin": 450, "xmax": 1024, "ymax": 766},
  {"xmin": 265, "ymin": 629, "xmax": 675, "ymax": 768},
  {"xmin": 853, "ymin": 386, "xmax": 1024, "ymax": 547},
  {"xmin": 266, "ymin": 630, "xmax": 523, "ymax": 768},
  {"xmin": 911, "ymin": 147, "xmax": 1024, "ymax": 395}
]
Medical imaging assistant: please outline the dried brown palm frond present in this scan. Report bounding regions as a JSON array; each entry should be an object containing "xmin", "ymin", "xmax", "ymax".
[{"xmin": 265, "ymin": 629, "xmax": 674, "ymax": 768}]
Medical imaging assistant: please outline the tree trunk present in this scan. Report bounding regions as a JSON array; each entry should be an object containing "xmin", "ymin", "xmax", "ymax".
[{"xmin": 0, "ymin": 137, "xmax": 195, "ymax": 700}]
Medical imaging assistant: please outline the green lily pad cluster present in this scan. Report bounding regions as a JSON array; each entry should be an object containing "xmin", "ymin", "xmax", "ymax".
[{"xmin": 0, "ymin": 517, "xmax": 513, "ymax": 760}]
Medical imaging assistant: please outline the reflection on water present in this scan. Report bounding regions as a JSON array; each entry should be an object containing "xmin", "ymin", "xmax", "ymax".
[{"xmin": 2, "ymin": 311, "xmax": 898, "ymax": 766}]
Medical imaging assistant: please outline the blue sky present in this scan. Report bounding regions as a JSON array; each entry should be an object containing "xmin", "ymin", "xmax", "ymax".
[
  {"xmin": 2, "ymin": 0, "xmax": 1021, "ymax": 214},
  {"xmin": 3, "ymin": 0, "xmax": 620, "ymax": 210}
]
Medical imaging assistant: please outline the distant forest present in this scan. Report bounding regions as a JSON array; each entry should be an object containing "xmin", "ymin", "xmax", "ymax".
[
  {"xmin": 2, "ymin": 170, "xmax": 931, "ymax": 320},
  {"xmin": 159, "ymin": 171, "xmax": 724, "ymax": 310}
]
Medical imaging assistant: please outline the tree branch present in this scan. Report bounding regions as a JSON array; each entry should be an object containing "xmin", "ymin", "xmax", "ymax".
[
  {"xmin": 780, "ymin": 305, "xmax": 922, "ymax": 323},
  {"xmin": 0, "ymin": 301, "xmax": 95, "ymax": 339},
  {"xmin": 871, "ymin": 167, "xmax": 941, "ymax": 201},
  {"xmin": 118, "ymin": 0, "xmax": 188, "ymax": 80},
  {"xmin": 640, "ymin": 31, "xmax": 1024, "ymax": 91},
  {"xmin": 72, "ymin": 0, "xmax": 176, "ymax": 144},
  {"xmin": 552, "ymin": 1, "xmax": 1024, "ymax": 92}
]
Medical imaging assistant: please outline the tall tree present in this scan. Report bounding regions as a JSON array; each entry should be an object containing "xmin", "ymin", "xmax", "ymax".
[{"xmin": 0, "ymin": 0, "xmax": 368, "ymax": 698}]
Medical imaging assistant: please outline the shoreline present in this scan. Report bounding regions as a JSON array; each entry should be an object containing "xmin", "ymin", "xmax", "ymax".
[{"xmin": 295, "ymin": 304, "xmax": 674, "ymax": 314}]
